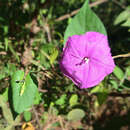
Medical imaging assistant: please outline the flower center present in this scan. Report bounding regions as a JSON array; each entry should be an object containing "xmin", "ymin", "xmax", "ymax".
[
  {"xmin": 75, "ymin": 57, "xmax": 89, "ymax": 66},
  {"xmin": 84, "ymin": 57, "xmax": 89, "ymax": 64}
]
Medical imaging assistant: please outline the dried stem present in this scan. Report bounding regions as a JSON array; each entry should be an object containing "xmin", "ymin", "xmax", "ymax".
[
  {"xmin": 38, "ymin": 88, "xmax": 48, "ymax": 93},
  {"xmin": 0, "ymin": 51, "xmax": 6, "ymax": 55},
  {"xmin": 113, "ymin": 53, "xmax": 130, "ymax": 59},
  {"xmin": 43, "ymin": 119, "xmax": 59, "ymax": 130},
  {"xmin": 32, "ymin": 106, "xmax": 42, "ymax": 130},
  {"xmin": 55, "ymin": 0, "xmax": 108, "ymax": 22},
  {"xmin": 58, "ymin": 116, "xmax": 66, "ymax": 130}
]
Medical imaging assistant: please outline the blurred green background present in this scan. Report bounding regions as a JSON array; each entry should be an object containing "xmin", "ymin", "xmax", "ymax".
[{"xmin": 0, "ymin": 0, "xmax": 130, "ymax": 130}]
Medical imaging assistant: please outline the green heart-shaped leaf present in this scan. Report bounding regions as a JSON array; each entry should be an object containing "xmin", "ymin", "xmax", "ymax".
[
  {"xmin": 64, "ymin": 0, "xmax": 107, "ymax": 44},
  {"xmin": 11, "ymin": 70, "xmax": 37, "ymax": 114}
]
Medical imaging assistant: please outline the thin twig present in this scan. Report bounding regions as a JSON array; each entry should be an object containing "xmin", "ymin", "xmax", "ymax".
[
  {"xmin": 38, "ymin": 88, "xmax": 48, "ymax": 93},
  {"xmin": 43, "ymin": 119, "xmax": 59, "ymax": 130},
  {"xmin": 43, "ymin": 23, "xmax": 52, "ymax": 42},
  {"xmin": 55, "ymin": 0, "xmax": 108, "ymax": 22},
  {"xmin": 32, "ymin": 106, "xmax": 42, "ymax": 130},
  {"xmin": 112, "ymin": 53, "xmax": 130, "ymax": 59},
  {"xmin": 0, "ymin": 51, "xmax": 6, "ymax": 55}
]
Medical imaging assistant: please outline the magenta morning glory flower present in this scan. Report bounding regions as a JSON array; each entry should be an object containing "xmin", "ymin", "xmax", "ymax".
[{"xmin": 60, "ymin": 32, "xmax": 115, "ymax": 89}]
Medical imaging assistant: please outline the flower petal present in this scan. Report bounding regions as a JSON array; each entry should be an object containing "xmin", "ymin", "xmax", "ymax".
[
  {"xmin": 85, "ymin": 59, "xmax": 114, "ymax": 88},
  {"xmin": 60, "ymin": 55, "xmax": 88, "ymax": 86},
  {"xmin": 85, "ymin": 32, "xmax": 114, "ymax": 65},
  {"xmin": 64, "ymin": 35, "xmax": 87, "ymax": 58},
  {"xmin": 60, "ymin": 31, "xmax": 115, "ymax": 89}
]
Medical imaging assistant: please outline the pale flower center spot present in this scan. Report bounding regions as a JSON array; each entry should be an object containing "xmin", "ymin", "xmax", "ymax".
[{"xmin": 84, "ymin": 57, "xmax": 89, "ymax": 64}]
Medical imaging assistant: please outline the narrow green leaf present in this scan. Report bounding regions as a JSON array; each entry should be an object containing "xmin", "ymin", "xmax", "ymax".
[
  {"xmin": 110, "ymin": 80, "xmax": 118, "ymax": 89},
  {"xmin": 55, "ymin": 94, "xmax": 67, "ymax": 105},
  {"xmin": 50, "ymin": 48, "xmax": 58, "ymax": 65},
  {"xmin": 126, "ymin": 66, "xmax": 130, "ymax": 77},
  {"xmin": 23, "ymin": 111, "xmax": 32, "ymax": 122},
  {"xmin": 113, "ymin": 66, "xmax": 124, "ymax": 80},
  {"xmin": 69, "ymin": 94, "xmax": 78, "ymax": 107},
  {"xmin": 90, "ymin": 85, "xmax": 101, "ymax": 94},
  {"xmin": 4, "ymin": 37, "xmax": 8, "ymax": 51},
  {"xmin": 114, "ymin": 6, "xmax": 130, "ymax": 25},
  {"xmin": 2, "ymin": 88, "xmax": 9, "ymax": 102},
  {"xmin": 8, "ymin": 43, "xmax": 20, "ymax": 62},
  {"xmin": 122, "ymin": 18, "xmax": 130, "ymax": 27},
  {"xmin": 97, "ymin": 92, "xmax": 108, "ymax": 105},
  {"xmin": 0, "ymin": 95, "xmax": 14, "ymax": 125}
]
